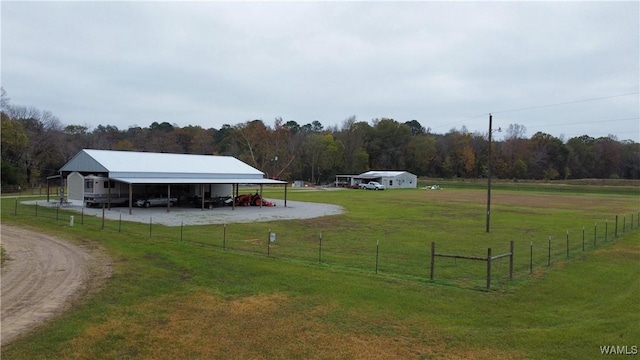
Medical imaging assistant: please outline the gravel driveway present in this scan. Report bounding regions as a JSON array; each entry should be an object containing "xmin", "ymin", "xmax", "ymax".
[{"xmin": 25, "ymin": 199, "xmax": 345, "ymax": 227}]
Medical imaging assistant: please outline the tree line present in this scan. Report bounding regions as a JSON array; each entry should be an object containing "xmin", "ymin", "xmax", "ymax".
[{"xmin": 2, "ymin": 89, "xmax": 639, "ymax": 187}]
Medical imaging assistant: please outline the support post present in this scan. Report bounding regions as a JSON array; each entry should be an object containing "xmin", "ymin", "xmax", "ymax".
[
  {"xmin": 201, "ymin": 184, "xmax": 205, "ymax": 211},
  {"xmin": 318, "ymin": 232, "xmax": 322, "ymax": 263},
  {"xmin": 375, "ymin": 240, "xmax": 379, "ymax": 274},
  {"xmin": 486, "ymin": 114, "xmax": 493, "ymax": 233},
  {"xmin": 529, "ymin": 241, "xmax": 533, "ymax": 274},
  {"xmin": 167, "ymin": 184, "xmax": 171, "ymax": 213},
  {"xmin": 259, "ymin": 184, "xmax": 264, "ymax": 208},
  {"xmin": 129, "ymin": 183, "xmax": 133, "ymax": 215},
  {"xmin": 430, "ymin": 242, "xmax": 435, "ymax": 280},
  {"xmin": 486, "ymin": 247, "xmax": 492, "ymax": 289},
  {"xmin": 509, "ymin": 241, "xmax": 514, "ymax": 280},
  {"xmin": 107, "ymin": 175, "xmax": 112, "ymax": 211}
]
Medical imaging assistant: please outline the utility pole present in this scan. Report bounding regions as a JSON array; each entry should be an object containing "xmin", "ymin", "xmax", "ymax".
[{"xmin": 486, "ymin": 114, "xmax": 493, "ymax": 233}]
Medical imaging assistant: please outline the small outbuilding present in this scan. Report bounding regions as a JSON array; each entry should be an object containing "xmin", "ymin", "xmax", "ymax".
[
  {"xmin": 59, "ymin": 149, "xmax": 287, "ymax": 213},
  {"xmin": 336, "ymin": 171, "xmax": 417, "ymax": 189}
]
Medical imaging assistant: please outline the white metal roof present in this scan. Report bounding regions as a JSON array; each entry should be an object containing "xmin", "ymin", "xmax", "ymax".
[
  {"xmin": 61, "ymin": 149, "xmax": 264, "ymax": 178},
  {"xmin": 112, "ymin": 177, "xmax": 286, "ymax": 185}
]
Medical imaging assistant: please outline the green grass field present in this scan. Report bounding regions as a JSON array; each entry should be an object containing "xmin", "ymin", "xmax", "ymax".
[{"xmin": 1, "ymin": 182, "xmax": 639, "ymax": 359}]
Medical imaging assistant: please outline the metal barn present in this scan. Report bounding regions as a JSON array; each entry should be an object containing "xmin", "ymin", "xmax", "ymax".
[
  {"xmin": 59, "ymin": 149, "xmax": 287, "ymax": 213},
  {"xmin": 336, "ymin": 171, "xmax": 417, "ymax": 189}
]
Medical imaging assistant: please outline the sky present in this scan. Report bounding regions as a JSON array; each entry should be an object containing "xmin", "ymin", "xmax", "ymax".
[{"xmin": 2, "ymin": 1, "xmax": 639, "ymax": 142}]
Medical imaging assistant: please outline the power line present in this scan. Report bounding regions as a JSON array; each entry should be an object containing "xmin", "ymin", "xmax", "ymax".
[
  {"xmin": 490, "ymin": 92, "xmax": 639, "ymax": 115},
  {"xmin": 525, "ymin": 116, "xmax": 639, "ymax": 129},
  {"xmin": 430, "ymin": 92, "xmax": 639, "ymax": 131}
]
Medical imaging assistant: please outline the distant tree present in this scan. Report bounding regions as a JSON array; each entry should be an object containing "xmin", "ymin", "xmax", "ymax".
[
  {"xmin": 566, "ymin": 135, "xmax": 595, "ymax": 179},
  {"xmin": 336, "ymin": 116, "xmax": 369, "ymax": 174},
  {"xmin": 1, "ymin": 113, "xmax": 28, "ymax": 185},
  {"xmin": 367, "ymin": 118, "xmax": 410, "ymax": 170},
  {"xmin": 593, "ymin": 136, "xmax": 621, "ymax": 178},
  {"xmin": 113, "ymin": 139, "xmax": 135, "ymax": 151},
  {"xmin": 404, "ymin": 120, "xmax": 426, "ymax": 135},
  {"xmin": 149, "ymin": 121, "xmax": 174, "ymax": 132},
  {"xmin": 528, "ymin": 132, "xmax": 568, "ymax": 180},
  {"xmin": 618, "ymin": 140, "xmax": 640, "ymax": 179},
  {"xmin": 404, "ymin": 134, "xmax": 436, "ymax": 176},
  {"xmin": 504, "ymin": 123, "xmax": 527, "ymax": 140}
]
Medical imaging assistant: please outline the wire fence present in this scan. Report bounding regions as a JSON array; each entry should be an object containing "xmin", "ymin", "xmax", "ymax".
[{"xmin": 6, "ymin": 198, "xmax": 639, "ymax": 290}]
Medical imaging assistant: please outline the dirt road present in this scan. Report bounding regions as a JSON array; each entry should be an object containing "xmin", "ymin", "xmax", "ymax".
[{"xmin": 1, "ymin": 225, "xmax": 111, "ymax": 346}]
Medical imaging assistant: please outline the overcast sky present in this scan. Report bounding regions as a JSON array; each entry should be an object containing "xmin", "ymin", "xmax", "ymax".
[{"xmin": 2, "ymin": 1, "xmax": 639, "ymax": 142}]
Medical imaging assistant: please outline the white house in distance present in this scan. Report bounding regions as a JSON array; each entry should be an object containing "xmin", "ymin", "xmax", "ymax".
[
  {"xmin": 335, "ymin": 171, "xmax": 417, "ymax": 189},
  {"xmin": 59, "ymin": 149, "xmax": 287, "ymax": 213}
]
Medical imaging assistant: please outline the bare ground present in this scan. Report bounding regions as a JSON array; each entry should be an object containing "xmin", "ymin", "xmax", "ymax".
[{"xmin": 0, "ymin": 225, "xmax": 112, "ymax": 346}]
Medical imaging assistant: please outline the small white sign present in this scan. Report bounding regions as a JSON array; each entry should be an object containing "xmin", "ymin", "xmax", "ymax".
[{"xmin": 270, "ymin": 232, "xmax": 276, "ymax": 243}]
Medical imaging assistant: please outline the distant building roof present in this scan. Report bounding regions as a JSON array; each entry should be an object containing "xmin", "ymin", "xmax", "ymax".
[{"xmin": 358, "ymin": 171, "xmax": 414, "ymax": 178}]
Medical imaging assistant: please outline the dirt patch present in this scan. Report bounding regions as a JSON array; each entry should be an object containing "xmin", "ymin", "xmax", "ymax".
[
  {"xmin": 63, "ymin": 291, "xmax": 525, "ymax": 359},
  {"xmin": 0, "ymin": 225, "xmax": 112, "ymax": 346}
]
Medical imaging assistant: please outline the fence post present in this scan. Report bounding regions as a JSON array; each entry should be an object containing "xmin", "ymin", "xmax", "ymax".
[
  {"xmin": 529, "ymin": 241, "xmax": 533, "ymax": 274},
  {"xmin": 56, "ymin": 203, "xmax": 59, "ymax": 221},
  {"xmin": 318, "ymin": 232, "xmax": 322, "ymax": 264},
  {"xmin": 486, "ymin": 247, "xmax": 492, "ymax": 290},
  {"xmin": 430, "ymin": 242, "xmax": 435, "ymax": 280},
  {"xmin": 101, "ymin": 204, "xmax": 105, "ymax": 229},
  {"xmin": 566, "ymin": 230, "xmax": 569, "ymax": 259},
  {"xmin": 35, "ymin": 202, "xmax": 38, "ymax": 217},
  {"xmin": 509, "ymin": 241, "xmax": 514, "ymax": 280},
  {"xmin": 81, "ymin": 207, "xmax": 84, "ymax": 225},
  {"xmin": 180, "ymin": 221, "xmax": 183, "ymax": 242},
  {"xmin": 548, "ymin": 237, "xmax": 551, "ymax": 266},
  {"xmin": 149, "ymin": 217, "xmax": 152, "ymax": 237},
  {"xmin": 119, "ymin": 213, "xmax": 122, "ymax": 233},
  {"xmin": 375, "ymin": 240, "xmax": 379, "ymax": 274},
  {"xmin": 267, "ymin": 229, "xmax": 271, "ymax": 257},
  {"xmin": 15, "ymin": 198, "xmax": 18, "ymax": 216}
]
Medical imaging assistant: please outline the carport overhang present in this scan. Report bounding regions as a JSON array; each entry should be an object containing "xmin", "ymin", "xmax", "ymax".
[{"xmin": 109, "ymin": 177, "xmax": 288, "ymax": 215}]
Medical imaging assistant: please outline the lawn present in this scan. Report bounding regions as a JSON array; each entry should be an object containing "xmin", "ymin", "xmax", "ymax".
[{"xmin": 1, "ymin": 183, "xmax": 639, "ymax": 359}]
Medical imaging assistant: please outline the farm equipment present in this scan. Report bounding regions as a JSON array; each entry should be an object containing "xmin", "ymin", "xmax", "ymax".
[{"xmin": 234, "ymin": 193, "xmax": 276, "ymax": 207}]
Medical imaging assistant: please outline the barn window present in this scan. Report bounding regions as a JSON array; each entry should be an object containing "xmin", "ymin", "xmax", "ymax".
[{"xmin": 103, "ymin": 180, "xmax": 115, "ymax": 189}]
